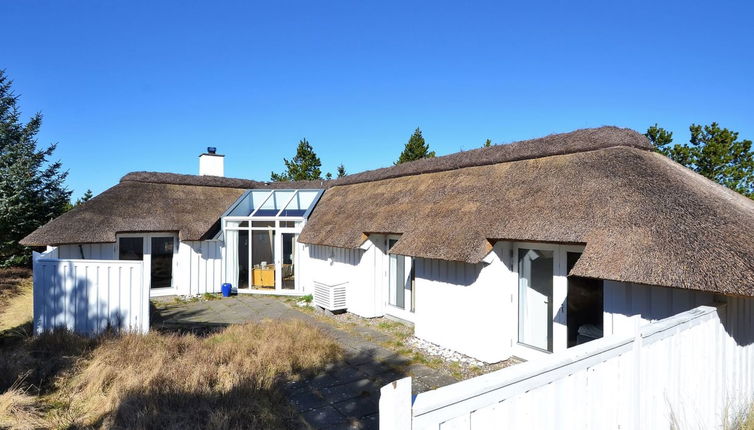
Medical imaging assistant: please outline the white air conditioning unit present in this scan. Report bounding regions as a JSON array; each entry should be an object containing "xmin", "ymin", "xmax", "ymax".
[{"xmin": 313, "ymin": 281, "xmax": 347, "ymax": 311}]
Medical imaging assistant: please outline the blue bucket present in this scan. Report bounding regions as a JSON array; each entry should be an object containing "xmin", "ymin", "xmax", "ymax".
[{"xmin": 221, "ymin": 283, "xmax": 232, "ymax": 297}]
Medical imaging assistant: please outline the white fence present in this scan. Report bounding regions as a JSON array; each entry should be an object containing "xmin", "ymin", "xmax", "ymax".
[
  {"xmin": 32, "ymin": 252, "xmax": 148, "ymax": 334},
  {"xmin": 381, "ymin": 304, "xmax": 754, "ymax": 429}
]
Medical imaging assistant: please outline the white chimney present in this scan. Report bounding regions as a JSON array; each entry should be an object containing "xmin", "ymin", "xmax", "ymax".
[{"xmin": 199, "ymin": 147, "xmax": 224, "ymax": 176}]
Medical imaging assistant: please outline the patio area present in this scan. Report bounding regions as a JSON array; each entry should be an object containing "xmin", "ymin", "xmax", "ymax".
[{"xmin": 151, "ymin": 295, "xmax": 456, "ymax": 429}]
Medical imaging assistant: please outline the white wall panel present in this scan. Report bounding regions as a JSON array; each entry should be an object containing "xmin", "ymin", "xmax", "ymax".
[
  {"xmin": 414, "ymin": 241, "xmax": 516, "ymax": 363},
  {"xmin": 604, "ymin": 280, "xmax": 716, "ymax": 336},
  {"xmin": 299, "ymin": 242, "xmax": 379, "ymax": 317},
  {"xmin": 32, "ymin": 254, "xmax": 147, "ymax": 334},
  {"xmin": 177, "ymin": 240, "xmax": 224, "ymax": 295},
  {"xmin": 58, "ymin": 243, "xmax": 116, "ymax": 260},
  {"xmin": 383, "ymin": 301, "xmax": 754, "ymax": 429}
]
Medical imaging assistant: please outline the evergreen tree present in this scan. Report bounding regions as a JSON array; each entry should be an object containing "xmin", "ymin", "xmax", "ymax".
[
  {"xmin": 0, "ymin": 70, "xmax": 71, "ymax": 266},
  {"xmin": 336, "ymin": 163, "xmax": 346, "ymax": 178},
  {"xmin": 396, "ymin": 127, "xmax": 435, "ymax": 164},
  {"xmin": 646, "ymin": 123, "xmax": 754, "ymax": 198},
  {"xmin": 484, "ymin": 138, "xmax": 492, "ymax": 148},
  {"xmin": 76, "ymin": 189, "xmax": 94, "ymax": 205},
  {"xmin": 271, "ymin": 138, "xmax": 323, "ymax": 181}
]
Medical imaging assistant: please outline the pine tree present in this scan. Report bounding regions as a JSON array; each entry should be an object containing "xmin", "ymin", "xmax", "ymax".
[
  {"xmin": 271, "ymin": 138, "xmax": 323, "ymax": 181},
  {"xmin": 396, "ymin": 128, "xmax": 435, "ymax": 165},
  {"xmin": 75, "ymin": 189, "xmax": 94, "ymax": 205},
  {"xmin": 0, "ymin": 70, "xmax": 71, "ymax": 266},
  {"xmin": 336, "ymin": 163, "xmax": 346, "ymax": 178},
  {"xmin": 646, "ymin": 123, "xmax": 753, "ymax": 198},
  {"xmin": 484, "ymin": 139, "xmax": 492, "ymax": 148}
]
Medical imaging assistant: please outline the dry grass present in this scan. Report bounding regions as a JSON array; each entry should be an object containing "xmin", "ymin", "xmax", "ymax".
[
  {"xmin": 0, "ymin": 320, "xmax": 342, "ymax": 429},
  {"xmin": 725, "ymin": 404, "xmax": 754, "ymax": 430},
  {"xmin": 0, "ymin": 268, "xmax": 33, "ymax": 333},
  {"xmin": 0, "ymin": 268, "xmax": 33, "ymax": 331}
]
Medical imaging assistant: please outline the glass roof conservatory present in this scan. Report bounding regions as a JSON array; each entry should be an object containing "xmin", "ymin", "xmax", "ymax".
[
  {"xmin": 224, "ymin": 189, "xmax": 324, "ymax": 219},
  {"xmin": 221, "ymin": 189, "xmax": 324, "ymax": 296}
]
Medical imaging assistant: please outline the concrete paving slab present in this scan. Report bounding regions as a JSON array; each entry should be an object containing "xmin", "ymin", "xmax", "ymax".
[{"xmin": 152, "ymin": 295, "xmax": 457, "ymax": 428}]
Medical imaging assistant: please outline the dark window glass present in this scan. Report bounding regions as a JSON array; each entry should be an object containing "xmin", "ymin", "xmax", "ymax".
[
  {"xmin": 150, "ymin": 237, "xmax": 174, "ymax": 289},
  {"xmin": 253, "ymin": 209, "xmax": 279, "ymax": 217},
  {"xmin": 119, "ymin": 237, "xmax": 144, "ymax": 260}
]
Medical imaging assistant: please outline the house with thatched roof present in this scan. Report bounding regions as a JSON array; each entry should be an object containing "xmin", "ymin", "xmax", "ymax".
[{"xmin": 21, "ymin": 127, "xmax": 754, "ymax": 363}]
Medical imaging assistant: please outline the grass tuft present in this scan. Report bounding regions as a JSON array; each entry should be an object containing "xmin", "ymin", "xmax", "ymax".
[{"xmin": 1, "ymin": 319, "xmax": 341, "ymax": 429}]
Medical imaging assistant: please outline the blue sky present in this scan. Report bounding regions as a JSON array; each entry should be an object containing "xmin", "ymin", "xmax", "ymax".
[{"xmin": 2, "ymin": 1, "xmax": 753, "ymax": 199}]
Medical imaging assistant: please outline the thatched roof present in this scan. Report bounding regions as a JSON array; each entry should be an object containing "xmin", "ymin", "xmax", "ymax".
[
  {"xmin": 121, "ymin": 171, "xmax": 329, "ymax": 190},
  {"xmin": 20, "ymin": 172, "xmax": 326, "ymax": 246},
  {"xmin": 299, "ymin": 126, "xmax": 754, "ymax": 296}
]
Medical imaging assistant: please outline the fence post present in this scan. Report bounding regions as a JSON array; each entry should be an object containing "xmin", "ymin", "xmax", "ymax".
[
  {"xmin": 31, "ymin": 251, "xmax": 41, "ymax": 335},
  {"xmin": 632, "ymin": 316, "xmax": 643, "ymax": 429},
  {"xmin": 380, "ymin": 377, "xmax": 412, "ymax": 429}
]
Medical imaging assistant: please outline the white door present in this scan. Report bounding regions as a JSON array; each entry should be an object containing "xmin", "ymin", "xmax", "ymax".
[
  {"xmin": 518, "ymin": 248, "xmax": 554, "ymax": 351},
  {"xmin": 386, "ymin": 237, "xmax": 414, "ymax": 320}
]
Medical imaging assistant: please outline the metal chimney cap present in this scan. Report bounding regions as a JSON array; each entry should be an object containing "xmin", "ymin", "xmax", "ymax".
[{"xmin": 207, "ymin": 147, "xmax": 217, "ymax": 154}]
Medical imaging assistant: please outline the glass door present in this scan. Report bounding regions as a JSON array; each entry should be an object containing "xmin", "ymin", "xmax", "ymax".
[
  {"xmin": 281, "ymin": 233, "xmax": 297, "ymax": 290},
  {"xmin": 251, "ymin": 228, "xmax": 276, "ymax": 289},
  {"xmin": 388, "ymin": 239, "xmax": 405, "ymax": 308},
  {"xmin": 237, "ymin": 230, "xmax": 249, "ymax": 289},
  {"xmin": 387, "ymin": 238, "xmax": 413, "ymax": 318},
  {"xmin": 150, "ymin": 237, "xmax": 175, "ymax": 289},
  {"xmin": 518, "ymin": 248, "xmax": 554, "ymax": 351}
]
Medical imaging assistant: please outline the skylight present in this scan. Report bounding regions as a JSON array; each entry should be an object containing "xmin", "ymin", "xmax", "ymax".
[{"xmin": 225, "ymin": 189, "xmax": 324, "ymax": 219}]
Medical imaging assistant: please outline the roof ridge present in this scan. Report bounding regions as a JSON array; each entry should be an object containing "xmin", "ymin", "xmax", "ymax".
[
  {"xmin": 120, "ymin": 126, "xmax": 650, "ymax": 189},
  {"xmin": 334, "ymin": 126, "xmax": 651, "ymax": 186},
  {"xmin": 120, "ymin": 171, "xmax": 330, "ymax": 190}
]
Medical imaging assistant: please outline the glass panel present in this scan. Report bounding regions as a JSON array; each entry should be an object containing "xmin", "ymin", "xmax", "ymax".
[
  {"xmin": 225, "ymin": 229, "xmax": 240, "ymax": 290},
  {"xmin": 388, "ymin": 239, "xmax": 405, "ymax": 309},
  {"xmin": 118, "ymin": 237, "xmax": 143, "ymax": 260},
  {"xmin": 282, "ymin": 233, "xmax": 296, "ymax": 290},
  {"xmin": 238, "ymin": 230, "xmax": 249, "ymax": 289},
  {"xmin": 251, "ymin": 230, "xmax": 276, "ymax": 289},
  {"xmin": 253, "ymin": 209, "xmax": 279, "ymax": 217},
  {"xmin": 252, "ymin": 221, "xmax": 275, "ymax": 228},
  {"xmin": 518, "ymin": 249, "xmax": 554, "ymax": 351},
  {"xmin": 280, "ymin": 190, "xmax": 319, "ymax": 217},
  {"xmin": 253, "ymin": 190, "xmax": 285, "ymax": 217},
  {"xmin": 150, "ymin": 237, "xmax": 174, "ymax": 289},
  {"xmin": 249, "ymin": 190, "xmax": 273, "ymax": 213},
  {"xmin": 409, "ymin": 259, "xmax": 415, "ymax": 313}
]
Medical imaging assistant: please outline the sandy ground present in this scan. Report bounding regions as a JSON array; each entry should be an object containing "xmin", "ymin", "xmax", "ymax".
[{"xmin": 0, "ymin": 271, "xmax": 33, "ymax": 332}]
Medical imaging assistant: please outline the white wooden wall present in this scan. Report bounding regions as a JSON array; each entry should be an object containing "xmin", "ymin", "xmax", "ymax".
[
  {"xmin": 300, "ymin": 242, "xmax": 382, "ymax": 317},
  {"xmin": 381, "ymin": 301, "xmax": 754, "ymax": 429},
  {"xmin": 604, "ymin": 280, "xmax": 716, "ymax": 336},
  {"xmin": 32, "ymin": 253, "xmax": 148, "ymax": 334},
  {"xmin": 176, "ymin": 240, "xmax": 224, "ymax": 295},
  {"xmin": 57, "ymin": 243, "xmax": 116, "ymax": 260},
  {"xmin": 414, "ymin": 241, "xmax": 516, "ymax": 363}
]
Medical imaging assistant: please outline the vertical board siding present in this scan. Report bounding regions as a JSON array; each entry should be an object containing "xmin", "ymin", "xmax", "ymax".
[
  {"xmin": 390, "ymin": 301, "xmax": 754, "ymax": 429},
  {"xmin": 178, "ymin": 241, "xmax": 224, "ymax": 295},
  {"xmin": 604, "ymin": 281, "xmax": 715, "ymax": 336},
  {"xmin": 32, "ymin": 256, "xmax": 147, "ymax": 334},
  {"xmin": 57, "ymin": 243, "xmax": 116, "ymax": 260},
  {"xmin": 414, "ymin": 241, "xmax": 516, "ymax": 363},
  {"xmin": 299, "ymin": 244, "xmax": 375, "ymax": 316}
]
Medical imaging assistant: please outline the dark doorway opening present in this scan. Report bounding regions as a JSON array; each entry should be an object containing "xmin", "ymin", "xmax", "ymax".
[
  {"xmin": 567, "ymin": 252, "xmax": 603, "ymax": 347},
  {"xmin": 238, "ymin": 230, "xmax": 249, "ymax": 289}
]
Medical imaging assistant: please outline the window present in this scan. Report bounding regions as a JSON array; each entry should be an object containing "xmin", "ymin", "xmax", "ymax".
[
  {"xmin": 119, "ymin": 237, "xmax": 143, "ymax": 260},
  {"xmin": 150, "ymin": 237, "xmax": 175, "ymax": 289}
]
